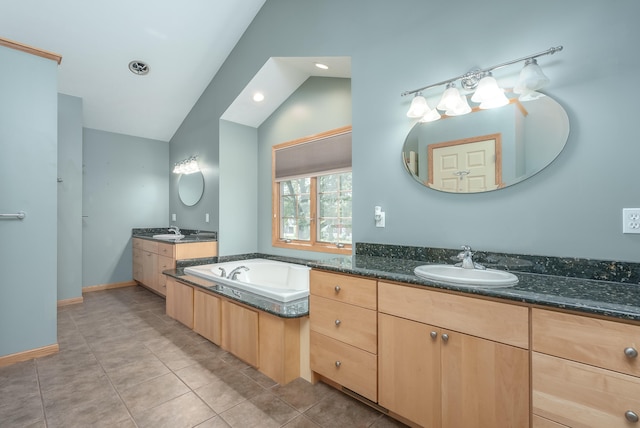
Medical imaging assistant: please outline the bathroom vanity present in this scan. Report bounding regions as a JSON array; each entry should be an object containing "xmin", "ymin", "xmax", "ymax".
[
  {"xmin": 132, "ymin": 230, "xmax": 217, "ymax": 296},
  {"xmin": 306, "ymin": 253, "xmax": 640, "ymax": 428}
]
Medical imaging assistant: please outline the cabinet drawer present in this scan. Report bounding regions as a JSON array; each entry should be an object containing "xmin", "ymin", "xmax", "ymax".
[
  {"xmin": 310, "ymin": 295, "xmax": 377, "ymax": 353},
  {"xmin": 532, "ymin": 309, "xmax": 640, "ymax": 376},
  {"xmin": 175, "ymin": 241, "xmax": 217, "ymax": 260},
  {"xmin": 378, "ymin": 281, "xmax": 529, "ymax": 348},
  {"xmin": 310, "ymin": 270, "xmax": 376, "ymax": 310},
  {"xmin": 157, "ymin": 241, "xmax": 174, "ymax": 257},
  {"xmin": 533, "ymin": 352, "xmax": 640, "ymax": 427},
  {"xmin": 310, "ymin": 331, "xmax": 377, "ymax": 402},
  {"xmin": 139, "ymin": 239, "xmax": 158, "ymax": 253}
]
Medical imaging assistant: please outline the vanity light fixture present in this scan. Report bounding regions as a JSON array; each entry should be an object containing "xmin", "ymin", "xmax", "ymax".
[
  {"xmin": 172, "ymin": 156, "xmax": 200, "ymax": 174},
  {"xmin": 401, "ymin": 45, "xmax": 563, "ymax": 121}
]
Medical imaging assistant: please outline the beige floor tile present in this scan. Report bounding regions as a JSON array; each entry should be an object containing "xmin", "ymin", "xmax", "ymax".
[
  {"xmin": 106, "ymin": 355, "xmax": 170, "ymax": 390},
  {"xmin": 119, "ymin": 372, "xmax": 190, "ymax": 415},
  {"xmin": 272, "ymin": 377, "xmax": 333, "ymax": 412},
  {"xmin": 134, "ymin": 391, "xmax": 215, "ymax": 428},
  {"xmin": 303, "ymin": 388, "xmax": 383, "ymax": 428}
]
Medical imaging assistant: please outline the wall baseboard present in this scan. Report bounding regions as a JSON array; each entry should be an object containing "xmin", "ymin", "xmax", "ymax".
[
  {"xmin": 0, "ymin": 343, "xmax": 59, "ymax": 368},
  {"xmin": 83, "ymin": 280, "xmax": 137, "ymax": 293},
  {"xmin": 57, "ymin": 296, "xmax": 84, "ymax": 307}
]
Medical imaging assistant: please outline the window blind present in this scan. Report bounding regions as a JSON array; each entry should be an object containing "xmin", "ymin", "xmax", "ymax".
[{"xmin": 274, "ymin": 131, "xmax": 351, "ymax": 181}]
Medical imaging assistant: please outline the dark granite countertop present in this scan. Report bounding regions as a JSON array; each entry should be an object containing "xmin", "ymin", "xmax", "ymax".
[
  {"xmin": 132, "ymin": 227, "xmax": 217, "ymax": 244},
  {"xmin": 162, "ymin": 250, "xmax": 640, "ymax": 322},
  {"xmin": 307, "ymin": 255, "xmax": 640, "ymax": 322},
  {"xmin": 164, "ymin": 269, "xmax": 308, "ymax": 319}
]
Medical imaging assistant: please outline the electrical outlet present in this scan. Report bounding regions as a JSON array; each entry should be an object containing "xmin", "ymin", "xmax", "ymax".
[{"xmin": 622, "ymin": 208, "xmax": 640, "ymax": 234}]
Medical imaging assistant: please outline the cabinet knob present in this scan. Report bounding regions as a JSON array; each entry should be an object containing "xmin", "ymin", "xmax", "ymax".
[
  {"xmin": 334, "ymin": 285, "xmax": 341, "ymax": 293},
  {"xmin": 335, "ymin": 361, "xmax": 342, "ymax": 368},
  {"xmin": 625, "ymin": 347, "xmax": 638, "ymax": 358},
  {"xmin": 430, "ymin": 331, "xmax": 438, "ymax": 340},
  {"xmin": 625, "ymin": 410, "xmax": 639, "ymax": 423},
  {"xmin": 335, "ymin": 319, "xmax": 341, "ymax": 326},
  {"xmin": 441, "ymin": 333, "xmax": 449, "ymax": 343}
]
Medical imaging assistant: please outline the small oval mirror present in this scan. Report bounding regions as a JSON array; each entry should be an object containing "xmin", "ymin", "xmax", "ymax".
[
  {"xmin": 402, "ymin": 94, "xmax": 569, "ymax": 193},
  {"xmin": 178, "ymin": 171, "xmax": 204, "ymax": 206}
]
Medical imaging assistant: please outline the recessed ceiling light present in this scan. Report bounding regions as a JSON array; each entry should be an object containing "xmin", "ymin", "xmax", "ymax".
[
  {"xmin": 128, "ymin": 60, "xmax": 150, "ymax": 75},
  {"xmin": 314, "ymin": 62, "xmax": 329, "ymax": 70},
  {"xmin": 253, "ymin": 92, "xmax": 265, "ymax": 102}
]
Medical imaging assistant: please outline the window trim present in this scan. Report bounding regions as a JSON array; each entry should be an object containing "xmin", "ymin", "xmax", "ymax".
[{"xmin": 272, "ymin": 126, "xmax": 352, "ymax": 255}]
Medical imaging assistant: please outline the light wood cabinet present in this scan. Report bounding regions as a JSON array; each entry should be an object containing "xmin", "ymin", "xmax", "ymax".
[
  {"xmin": 169, "ymin": 279, "xmax": 302, "ymax": 385},
  {"xmin": 377, "ymin": 281, "xmax": 530, "ymax": 428},
  {"xmin": 166, "ymin": 277, "xmax": 194, "ymax": 329},
  {"xmin": 532, "ymin": 308, "xmax": 640, "ymax": 427},
  {"xmin": 132, "ymin": 237, "xmax": 217, "ymax": 297},
  {"xmin": 193, "ymin": 289, "xmax": 221, "ymax": 345},
  {"xmin": 221, "ymin": 299, "xmax": 259, "ymax": 367},
  {"xmin": 309, "ymin": 270, "xmax": 378, "ymax": 402}
]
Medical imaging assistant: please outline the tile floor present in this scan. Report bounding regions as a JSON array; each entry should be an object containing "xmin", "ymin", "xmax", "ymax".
[{"xmin": 0, "ymin": 286, "xmax": 408, "ymax": 428}]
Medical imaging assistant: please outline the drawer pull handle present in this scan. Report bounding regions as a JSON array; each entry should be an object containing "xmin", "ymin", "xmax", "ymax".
[
  {"xmin": 441, "ymin": 333, "xmax": 449, "ymax": 343},
  {"xmin": 625, "ymin": 411, "xmax": 639, "ymax": 423},
  {"xmin": 334, "ymin": 285, "xmax": 341, "ymax": 293},
  {"xmin": 430, "ymin": 331, "xmax": 437, "ymax": 340},
  {"xmin": 625, "ymin": 347, "xmax": 638, "ymax": 358},
  {"xmin": 335, "ymin": 361, "xmax": 341, "ymax": 368},
  {"xmin": 335, "ymin": 319, "xmax": 341, "ymax": 326}
]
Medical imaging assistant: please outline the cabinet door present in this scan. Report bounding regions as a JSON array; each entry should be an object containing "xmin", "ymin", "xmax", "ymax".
[
  {"xmin": 221, "ymin": 300, "xmax": 259, "ymax": 367},
  {"xmin": 193, "ymin": 289, "xmax": 221, "ymax": 345},
  {"xmin": 166, "ymin": 278, "xmax": 194, "ymax": 329},
  {"xmin": 141, "ymin": 250, "xmax": 157, "ymax": 289},
  {"xmin": 132, "ymin": 248, "xmax": 143, "ymax": 282},
  {"xmin": 378, "ymin": 313, "xmax": 441, "ymax": 428},
  {"xmin": 441, "ymin": 330, "xmax": 529, "ymax": 428}
]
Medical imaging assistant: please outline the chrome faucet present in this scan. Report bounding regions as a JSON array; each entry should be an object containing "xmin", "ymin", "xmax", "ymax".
[
  {"xmin": 228, "ymin": 266, "xmax": 249, "ymax": 280},
  {"xmin": 168, "ymin": 226, "xmax": 181, "ymax": 235},
  {"xmin": 456, "ymin": 245, "xmax": 486, "ymax": 270}
]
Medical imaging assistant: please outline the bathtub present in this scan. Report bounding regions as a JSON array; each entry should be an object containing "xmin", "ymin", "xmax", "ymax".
[{"xmin": 183, "ymin": 258, "xmax": 310, "ymax": 302}]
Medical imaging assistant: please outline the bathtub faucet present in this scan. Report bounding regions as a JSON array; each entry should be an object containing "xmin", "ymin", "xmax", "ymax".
[{"xmin": 228, "ymin": 266, "xmax": 249, "ymax": 280}]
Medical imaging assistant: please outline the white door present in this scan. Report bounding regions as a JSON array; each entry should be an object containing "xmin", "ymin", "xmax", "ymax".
[{"xmin": 429, "ymin": 135, "xmax": 501, "ymax": 193}]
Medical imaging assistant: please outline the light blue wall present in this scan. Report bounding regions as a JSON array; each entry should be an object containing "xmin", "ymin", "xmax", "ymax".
[
  {"xmin": 57, "ymin": 94, "xmax": 83, "ymax": 301},
  {"xmin": 0, "ymin": 47, "xmax": 58, "ymax": 356},
  {"xmin": 170, "ymin": 0, "xmax": 640, "ymax": 262},
  {"xmin": 257, "ymin": 77, "xmax": 352, "ymax": 258},
  {"xmin": 219, "ymin": 120, "xmax": 259, "ymax": 256},
  {"xmin": 82, "ymin": 128, "xmax": 169, "ymax": 287}
]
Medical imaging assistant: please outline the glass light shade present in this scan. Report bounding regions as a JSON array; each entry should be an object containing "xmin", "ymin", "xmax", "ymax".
[
  {"xmin": 471, "ymin": 74, "xmax": 508, "ymax": 103},
  {"xmin": 446, "ymin": 94, "xmax": 471, "ymax": 116},
  {"xmin": 407, "ymin": 94, "xmax": 429, "ymax": 118},
  {"xmin": 514, "ymin": 59, "xmax": 550, "ymax": 94},
  {"xmin": 437, "ymin": 85, "xmax": 463, "ymax": 111},
  {"xmin": 420, "ymin": 108, "xmax": 441, "ymax": 123},
  {"xmin": 518, "ymin": 90, "xmax": 547, "ymax": 102}
]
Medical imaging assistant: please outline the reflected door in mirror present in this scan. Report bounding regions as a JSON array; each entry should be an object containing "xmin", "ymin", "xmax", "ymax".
[{"xmin": 428, "ymin": 134, "xmax": 502, "ymax": 193}]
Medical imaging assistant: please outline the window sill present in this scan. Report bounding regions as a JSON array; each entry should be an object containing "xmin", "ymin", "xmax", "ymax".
[{"xmin": 272, "ymin": 240, "xmax": 352, "ymax": 255}]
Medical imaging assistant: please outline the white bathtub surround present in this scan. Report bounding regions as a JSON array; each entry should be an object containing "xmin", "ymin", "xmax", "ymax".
[{"xmin": 184, "ymin": 259, "xmax": 310, "ymax": 302}]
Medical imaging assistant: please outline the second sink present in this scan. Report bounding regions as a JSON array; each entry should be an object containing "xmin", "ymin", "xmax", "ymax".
[{"xmin": 414, "ymin": 264, "xmax": 518, "ymax": 288}]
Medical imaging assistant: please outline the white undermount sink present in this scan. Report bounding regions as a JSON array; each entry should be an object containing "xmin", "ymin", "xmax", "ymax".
[
  {"xmin": 152, "ymin": 234, "xmax": 185, "ymax": 240},
  {"xmin": 414, "ymin": 264, "xmax": 518, "ymax": 288}
]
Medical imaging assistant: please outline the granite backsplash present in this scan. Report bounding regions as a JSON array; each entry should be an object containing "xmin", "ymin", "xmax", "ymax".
[{"xmin": 355, "ymin": 242, "xmax": 640, "ymax": 285}]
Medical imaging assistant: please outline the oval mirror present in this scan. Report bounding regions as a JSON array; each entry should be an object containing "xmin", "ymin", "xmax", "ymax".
[
  {"xmin": 402, "ymin": 94, "xmax": 569, "ymax": 193},
  {"xmin": 178, "ymin": 171, "xmax": 204, "ymax": 206}
]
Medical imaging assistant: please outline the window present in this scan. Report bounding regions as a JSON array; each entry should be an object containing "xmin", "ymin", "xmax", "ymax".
[{"xmin": 272, "ymin": 126, "xmax": 352, "ymax": 254}]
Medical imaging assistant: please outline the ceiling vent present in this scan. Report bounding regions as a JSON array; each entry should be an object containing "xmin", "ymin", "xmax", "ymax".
[{"xmin": 128, "ymin": 60, "xmax": 149, "ymax": 75}]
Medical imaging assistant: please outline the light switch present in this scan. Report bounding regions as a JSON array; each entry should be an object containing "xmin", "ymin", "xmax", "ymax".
[
  {"xmin": 205, "ymin": 213, "xmax": 210, "ymax": 223},
  {"xmin": 171, "ymin": 213, "xmax": 176, "ymax": 221}
]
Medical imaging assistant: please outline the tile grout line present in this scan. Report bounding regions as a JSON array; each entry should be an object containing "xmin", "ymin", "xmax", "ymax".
[{"xmin": 33, "ymin": 359, "xmax": 48, "ymax": 428}]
